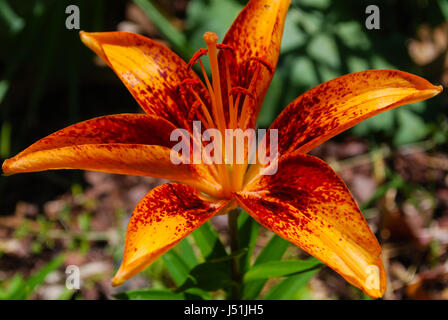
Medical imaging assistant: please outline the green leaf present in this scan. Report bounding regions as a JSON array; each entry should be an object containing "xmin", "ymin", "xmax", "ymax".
[
  {"xmin": 0, "ymin": 274, "xmax": 25, "ymax": 300},
  {"xmin": 243, "ymin": 258, "xmax": 322, "ymax": 282},
  {"xmin": 115, "ymin": 289, "xmax": 185, "ymax": 300},
  {"xmin": 176, "ymin": 260, "xmax": 232, "ymax": 293},
  {"xmin": 0, "ymin": 0, "xmax": 25, "ymax": 34},
  {"xmin": 162, "ymin": 250, "xmax": 190, "ymax": 286},
  {"xmin": 241, "ymin": 235, "xmax": 290, "ymax": 299},
  {"xmin": 253, "ymin": 235, "xmax": 290, "ymax": 265},
  {"xmin": 438, "ymin": 0, "xmax": 448, "ymax": 20},
  {"xmin": 237, "ymin": 212, "xmax": 259, "ymax": 273},
  {"xmin": 307, "ymin": 33, "xmax": 340, "ymax": 69},
  {"xmin": 11, "ymin": 254, "xmax": 65, "ymax": 300},
  {"xmin": 0, "ymin": 121, "xmax": 11, "ymax": 158},
  {"xmin": 192, "ymin": 222, "xmax": 227, "ymax": 261},
  {"xmin": 186, "ymin": 0, "xmax": 242, "ymax": 50},
  {"xmin": 263, "ymin": 269, "xmax": 319, "ymax": 300},
  {"xmin": 176, "ymin": 238, "xmax": 199, "ymax": 269},
  {"xmin": 394, "ymin": 109, "xmax": 428, "ymax": 145}
]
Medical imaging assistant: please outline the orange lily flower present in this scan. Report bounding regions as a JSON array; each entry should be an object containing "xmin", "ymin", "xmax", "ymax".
[{"xmin": 2, "ymin": 0, "xmax": 442, "ymax": 298}]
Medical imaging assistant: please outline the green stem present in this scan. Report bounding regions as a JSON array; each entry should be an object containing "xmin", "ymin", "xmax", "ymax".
[{"xmin": 228, "ymin": 208, "xmax": 241, "ymax": 300}]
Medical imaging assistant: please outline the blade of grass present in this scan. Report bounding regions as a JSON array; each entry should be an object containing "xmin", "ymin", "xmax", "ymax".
[
  {"xmin": 0, "ymin": 0, "xmax": 46, "ymax": 106},
  {"xmin": 115, "ymin": 289, "xmax": 185, "ymax": 300},
  {"xmin": 237, "ymin": 211, "xmax": 259, "ymax": 273},
  {"xmin": 243, "ymin": 258, "xmax": 322, "ymax": 282},
  {"xmin": 0, "ymin": 121, "xmax": 11, "ymax": 157},
  {"xmin": 0, "ymin": 0, "xmax": 25, "ymax": 34},
  {"xmin": 241, "ymin": 235, "xmax": 290, "ymax": 299},
  {"xmin": 162, "ymin": 250, "xmax": 190, "ymax": 286},
  {"xmin": 11, "ymin": 254, "xmax": 65, "ymax": 300},
  {"xmin": 438, "ymin": 0, "xmax": 448, "ymax": 20},
  {"xmin": 192, "ymin": 221, "xmax": 227, "ymax": 261},
  {"xmin": 263, "ymin": 268, "xmax": 319, "ymax": 300},
  {"xmin": 25, "ymin": 1, "xmax": 63, "ymax": 128},
  {"xmin": 176, "ymin": 238, "xmax": 199, "ymax": 269},
  {"xmin": 133, "ymin": 0, "xmax": 193, "ymax": 59}
]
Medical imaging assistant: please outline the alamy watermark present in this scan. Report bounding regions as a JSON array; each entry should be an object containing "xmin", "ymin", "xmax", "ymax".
[
  {"xmin": 365, "ymin": 5, "xmax": 380, "ymax": 30},
  {"xmin": 65, "ymin": 265, "xmax": 80, "ymax": 290},
  {"xmin": 170, "ymin": 121, "xmax": 279, "ymax": 175},
  {"xmin": 65, "ymin": 5, "xmax": 80, "ymax": 30}
]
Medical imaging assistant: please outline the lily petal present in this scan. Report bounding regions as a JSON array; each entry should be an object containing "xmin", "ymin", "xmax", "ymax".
[
  {"xmin": 270, "ymin": 69, "xmax": 442, "ymax": 155},
  {"xmin": 221, "ymin": 0, "xmax": 290, "ymax": 129},
  {"xmin": 80, "ymin": 31, "xmax": 210, "ymax": 129},
  {"xmin": 235, "ymin": 153, "xmax": 386, "ymax": 298},
  {"xmin": 13, "ymin": 113, "xmax": 178, "ymax": 158},
  {"xmin": 112, "ymin": 183, "xmax": 230, "ymax": 286},
  {"xmin": 3, "ymin": 144, "xmax": 222, "ymax": 198}
]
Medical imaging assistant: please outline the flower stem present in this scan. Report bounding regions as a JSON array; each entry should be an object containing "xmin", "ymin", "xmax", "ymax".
[{"xmin": 228, "ymin": 208, "xmax": 242, "ymax": 300}]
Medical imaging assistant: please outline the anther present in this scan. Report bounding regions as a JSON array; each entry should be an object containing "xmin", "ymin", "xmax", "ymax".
[
  {"xmin": 175, "ymin": 78, "xmax": 201, "ymax": 96},
  {"xmin": 246, "ymin": 57, "xmax": 274, "ymax": 74},
  {"xmin": 230, "ymin": 86, "xmax": 255, "ymax": 99},
  {"xmin": 187, "ymin": 48, "xmax": 208, "ymax": 70}
]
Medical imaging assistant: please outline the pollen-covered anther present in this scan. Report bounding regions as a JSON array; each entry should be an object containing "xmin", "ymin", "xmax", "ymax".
[
  {"xmin": 230, "ymin": 86, "xmax": 255, "ymax": 99},
  {"xmin": 246, "ymin": 57, "xmax": 274, "ymax": 74}
]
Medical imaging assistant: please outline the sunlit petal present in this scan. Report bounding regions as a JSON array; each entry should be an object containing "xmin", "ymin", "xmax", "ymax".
[
  {"xmin": 3, "ymin": 144, "xmax": 222, "ymax": 197},
  {"xmin": 220, "ymin": 0, "xmax": 290, "ymax": 129},
  {"xmin": 270, "ymin": 69, "xmax": 442, "ymax": 155},
  {"xmin": 80, "ymin": 31, "xmax": 210, "ymax": 129},
  {"xmin": 112, "ymin": 183, "xmax": 230, "ymax": 286},
  {"xmin": 236, "ymin": 153, "xmax": 386, "ymax": 298},
  {"xmin": 14, "ymin": 113, "xmax": 178, "ymax": 158}
]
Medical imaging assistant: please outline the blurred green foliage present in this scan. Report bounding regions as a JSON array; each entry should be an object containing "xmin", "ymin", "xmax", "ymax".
[{"xmin": 0, "ymin": 254, "xmax": 65, "ymax": 300}]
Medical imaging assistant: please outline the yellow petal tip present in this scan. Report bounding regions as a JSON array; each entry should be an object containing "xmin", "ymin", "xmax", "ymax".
[
  {"xmin": 111, "ymin": 267, "xmax": 128, "ymax": 287},
  {"xmin": 79, "ymin": 31, "xmax": 108, "ymax": 62}
]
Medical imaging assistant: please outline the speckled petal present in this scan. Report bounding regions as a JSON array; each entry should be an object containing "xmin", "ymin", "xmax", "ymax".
[
  {"xmin": 2, "ymin": 144, "xmax": 222, "ymax": 197},
  {"xmin": 80, "ymin": 31, "xmax": 210, "ymax": 129},
  {"xmin": 112, "ymin": 183, "xmax": 230, "ymax": 286},
  {"xmin": 12, "ymin": 114, "xmax": 178, "ymax": 158},
  {"xmin": 235, "ymin": 153, "xmax": 386, "ymax": 298},
  {"xmin": 270, "ymin": 69, "xmax": 442, "ymax": 155},
  {"xmin": 220, "ymin": 0, "xmax": 290, "ymax": 129}
]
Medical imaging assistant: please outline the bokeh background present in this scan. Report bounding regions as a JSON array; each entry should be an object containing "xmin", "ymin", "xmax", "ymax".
[{"xmin": 0, "ymin": 0, "xmax": 447, "ymax": 299}]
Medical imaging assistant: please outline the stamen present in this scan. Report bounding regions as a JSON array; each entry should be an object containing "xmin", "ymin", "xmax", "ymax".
[
  {"xmin": 191, "ymin": 91, "xmax": 215, "ymax": 129},
  {"xmin": 230, "ymin": 86, "xmax": 255, "ymax": 99},
  {"xmin": 203, "ymin": 32, "xmax": 231, "ymax": 191},
  {"xmin": 175, "ymin": 78, "xmax": 201, "ymax": 96},
  {"xmin": 203, "ymin": 32, "xmax": 226, "ymax": 134},
  {"xmin": 187, "ymin": 48, "xmax": 208, "ymax": 71}
]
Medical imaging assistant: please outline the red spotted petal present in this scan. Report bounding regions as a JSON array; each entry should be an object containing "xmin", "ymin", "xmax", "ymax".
[
  {"xmin": 220, "ymin": 0, "xmax": 291, "ymax": 129},
  {"xmin": 3, "ymin": 144, "xmax": 222, "ymax": 198},
  {"xmin": 14, "ymin": 113, "xmax": 177, "ymax": 158},
  {"xmin": 80, "ymin": 31, "xmax": 210, "ymax": 130},
  {"xmin": 270, "ymin": 70, "xmax": 442, "ymax": 155},
  {"xmin": 236, "ymin": 153, "xmax": 386, "ymax": 298},
  {"xmin": 112, "ymin": 183, "xmax": 230, "ymax": 286}
]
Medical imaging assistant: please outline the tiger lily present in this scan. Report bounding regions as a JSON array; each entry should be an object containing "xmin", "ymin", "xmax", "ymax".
[{"xmin": 2, "ymin": 0, "xmax": 442, "ymax": 298}]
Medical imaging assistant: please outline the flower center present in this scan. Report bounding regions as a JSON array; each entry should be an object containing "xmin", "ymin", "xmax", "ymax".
[{"xmin": 180, "ymin": 32, "xmax": 274, "ymax": 196}]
